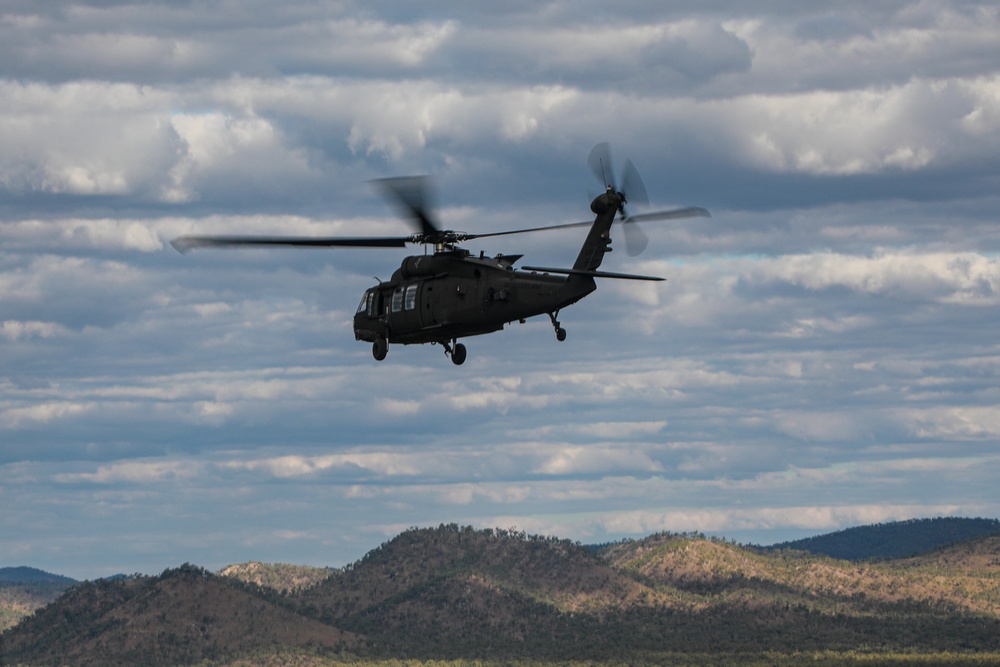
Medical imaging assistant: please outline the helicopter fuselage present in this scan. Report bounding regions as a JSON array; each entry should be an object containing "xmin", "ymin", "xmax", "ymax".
[{"xmin": 353, "ymin": 250, "xmax": 596, "ymax": 347}]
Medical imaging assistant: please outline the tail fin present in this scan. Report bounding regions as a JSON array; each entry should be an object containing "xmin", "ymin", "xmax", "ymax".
[{"xmin": 572, "ymin": 190, "xmax": 622, "ymax": 271}]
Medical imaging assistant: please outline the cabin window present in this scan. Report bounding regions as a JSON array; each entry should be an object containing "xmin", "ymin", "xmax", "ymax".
[
  {"xmin": 405, "ymin": 284, "xmax": 418, "ymax": 311},
  {"xmin": 357, "ymin": 291, "xmax": 371, "ymax": 315},
  {"xmin": 391, "ymin": 286, "xmax": 404, "ymax": 313}
]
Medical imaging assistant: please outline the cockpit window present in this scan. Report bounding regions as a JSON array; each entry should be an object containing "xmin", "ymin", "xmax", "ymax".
[
  {"xmin": 405, "ymin": 284, "xmax": 418, "ymax": 310},
  {"xmin": 357, "ymin": 291, "xmax": 371, "ymax": 314},
  {"xmin": 391, "ymin": 285, "xmax": 405, "ymax": 313}
]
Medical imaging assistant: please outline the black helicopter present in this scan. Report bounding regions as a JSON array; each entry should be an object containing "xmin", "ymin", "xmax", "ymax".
[{"xmin": 172, "ymin": 143, "xmax": 709, "ymax": 365}]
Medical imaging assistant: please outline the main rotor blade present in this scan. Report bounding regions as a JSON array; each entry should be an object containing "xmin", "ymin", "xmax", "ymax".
[
  {"xmin": 171, "ymin": 235, "xmax": 409, "ymax": 253},
  {"xmin": 372, "ymin": 176, "xmax": 440, "ymax": 237},
  {"xmin": 463, "ymin": 206, "xmax": 710, "ymax": 243},
  {"xmin": 465, "ymin": 219, "xmax": 596, "ymax": 240},
  {"xmin": 623, "ymin": 206, "xmax": 711, "ymax": 223}
]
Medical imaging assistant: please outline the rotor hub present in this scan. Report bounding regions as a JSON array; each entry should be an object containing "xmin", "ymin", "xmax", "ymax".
[{"xmin": 590, "ymin": 189, "xmax": 625, "ymax": 216}]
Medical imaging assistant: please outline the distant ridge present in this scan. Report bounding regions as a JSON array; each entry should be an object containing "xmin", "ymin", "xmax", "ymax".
[
  {"xmin": 766, "ymin": 517, "xmax": 1000, "ymax": 561},
  {"xmin": 0, "ymin": 566, "xmax": 77, "ymax": 586}
]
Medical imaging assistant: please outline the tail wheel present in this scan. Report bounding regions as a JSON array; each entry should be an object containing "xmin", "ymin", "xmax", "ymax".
[
  {"xmin": 373, "ymin": 336, "xmax": 388, "ymax": 361},
  {"xmin": 556, "ymin": 327, "xmax": 567, "ymax": 342}
]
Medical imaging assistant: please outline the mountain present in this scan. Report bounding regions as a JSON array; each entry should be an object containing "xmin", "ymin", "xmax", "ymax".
[
  {"xmin": 0, "ymin": 564, "xmax": 353, "ymax": 667},
  {"xmin": 766, "ymin": 517, "xmax": 1000, "ymax": 560},
  {"xmin": 292, "ymin": 525, "xmax": 651, "ymax": 657},
  {"xmin": 3, "ymin": 524, "xmax": 1000, "ymax": 665},
  {"xmin": 0, "ymin": 567, "xmax": 77, "ymax": 586},
  {"xmin": 0, "ymin": 567, "xmax": 78, "ymax": 633},
  {"xmin": 601, "ymin": 531, "xmax": 1000, "ymax": 618}
]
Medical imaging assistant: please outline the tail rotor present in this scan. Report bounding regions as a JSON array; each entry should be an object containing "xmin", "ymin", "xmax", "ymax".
[
  {"xmin": 588, "ymin": 142, "xmax": 708, "ymax": 256},
  {"xmin": 621, "ymin": 159, "xmax": 650, "ymax": 256}
]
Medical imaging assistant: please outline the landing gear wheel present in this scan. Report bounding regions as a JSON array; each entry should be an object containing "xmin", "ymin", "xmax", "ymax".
[
  {"xmin": 443, "ymin": 339, "xmax": 467, "ymax": 365},
  {"xmin": 548, "ymin": 310, "xmax": 567, "ymax": 342},
  {"xmin": 451, "ymin": 342, "xmax": 467, "ymax": 366},
  {"xmin": 372, "ymin": 337, "xmax": 388, "ymax": 361}
]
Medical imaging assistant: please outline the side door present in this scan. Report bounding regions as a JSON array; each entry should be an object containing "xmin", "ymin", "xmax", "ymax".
[{"xmin": 388, "ymin": 282, "xmax": 423, "ymax": 332}]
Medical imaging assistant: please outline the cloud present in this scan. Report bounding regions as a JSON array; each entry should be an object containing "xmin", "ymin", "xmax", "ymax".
[
  {"xmin": 2, "ymin": 0, "xmax": 1000, "ymax": 578},
  {"xmin": 54, "ymin": 460, "xmax": 204, "ymax": 484},
  {"xmin": 589, "ymin": 504, "xmax": 973, "ymax": 536},
  {"xmin": 743, "ymin": 251, "xmax": 1000, "ymax": 302},
  {"xmin": 1, "ymin": 401, "xmax": 92, "ymax": 429},
  {"xmin": 0, "ymin": 80, "xmax": 183, "ymax": 198},
  {"xmin": 1, "ymin": 319, "xmax": 67, "ymax": 341},
  {"xmin": 902, "ymin": 406, "xmax": 1000, "ymax": 440},
  {"xmin": 223, "ymin": 452, "xmax": 423, "ymax": 479}
]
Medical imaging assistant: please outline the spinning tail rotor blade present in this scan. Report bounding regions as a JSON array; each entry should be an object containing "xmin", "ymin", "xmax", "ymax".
[
  {"xmin": 621, "ymin": 159, "xmax": 649, "ymax": 209},
  {"xmin": 623, "ymin": 221, "xmax": 649, "ymax": 256},
  {"xmin": 588, "ymin": 141, "xmax": 615, "ymax": 188},
  {"xmin": 621, "ymin": 159, "xmax": 650, "ymax": 256}
]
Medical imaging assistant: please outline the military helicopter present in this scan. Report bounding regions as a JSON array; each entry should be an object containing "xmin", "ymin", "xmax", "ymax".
[{"xmin": 172, "ymin": 143, "xmax": 709, "ymax": 365}]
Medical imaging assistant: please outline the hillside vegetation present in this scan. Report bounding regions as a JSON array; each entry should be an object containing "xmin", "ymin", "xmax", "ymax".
[
  {"xmin": 220, "ymin": 562, "xmax": 334, "ymax": 593},
  {"xmin": 2, "ymin": 521, "xmax": 1000, "ymax": 666},
  {"xmin": 0, "ymin": 567, "xmax": 78, "ymax": 632}
]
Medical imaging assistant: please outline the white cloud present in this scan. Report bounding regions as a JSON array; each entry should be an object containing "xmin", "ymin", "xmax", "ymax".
[
  {"xmin": 1, "ymin": 401, "xmax": 92, "ymax": 428},
  {"xmin": 55, "ymin": 460, "xmax": 203, "ymax": 485},
  {"xmin": 1, "ymin": 320, "xmax": 66, "ymax": 341},
  {"xmin": 902, "ymin": 406, "xmax": 1000, "ymax": 440},
  {"xmin": 509, "ymin": 420, "xmax": 667, "ymax": 441},
  {"xmin": 223, "ymin": 451, "xmax": 423, "ymax": 479},
  {"xmin": 564, "ymin": 503, "xmax": 972, "ymax": 539},
  {"xmin": 748, "ymin": 251, "xmax": 1000, "ymax": 300},
  {"xmin": 533, "ymin": 445, "xmax": 665, "ymax": 476},
  {"xmin": 0, "ymin": 81, "xmax": 182, "ymax": 197}
]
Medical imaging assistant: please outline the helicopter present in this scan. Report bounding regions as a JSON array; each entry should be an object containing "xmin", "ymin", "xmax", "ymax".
[{"xmin": 171, "ymin": 143, "xmax": 709, "ymax": 365}]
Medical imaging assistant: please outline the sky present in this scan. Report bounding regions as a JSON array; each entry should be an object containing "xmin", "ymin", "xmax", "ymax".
[{"xmin": 2, "ymin": 1, "xmax": 999, "ymax": 580}]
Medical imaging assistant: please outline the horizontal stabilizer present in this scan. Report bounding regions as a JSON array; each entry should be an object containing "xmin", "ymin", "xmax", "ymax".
[{"xmin": 521, "ymin": 266, "xmax": 665, "ymax": 281}]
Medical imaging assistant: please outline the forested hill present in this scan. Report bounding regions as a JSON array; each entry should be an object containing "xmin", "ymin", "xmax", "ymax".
[
  {"xmin": 3, "ymin": 524, "xmax": 1000, "ymax": 666},
  {"xmin": 0, "ymin": 568, "xmax": 78, "ymax": 633},
  {"xmin": 766, "ymin": 517, "xmax": 1000, "ymax": 560},
  {"xmin": 0, "ymin": 567, "xmax": 76, "ymax": 586}
]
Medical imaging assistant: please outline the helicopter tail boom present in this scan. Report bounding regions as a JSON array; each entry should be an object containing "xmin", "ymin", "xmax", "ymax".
[{"xmin": 572, "ymin": 188, "xmax": 624, "ymax": 272}]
